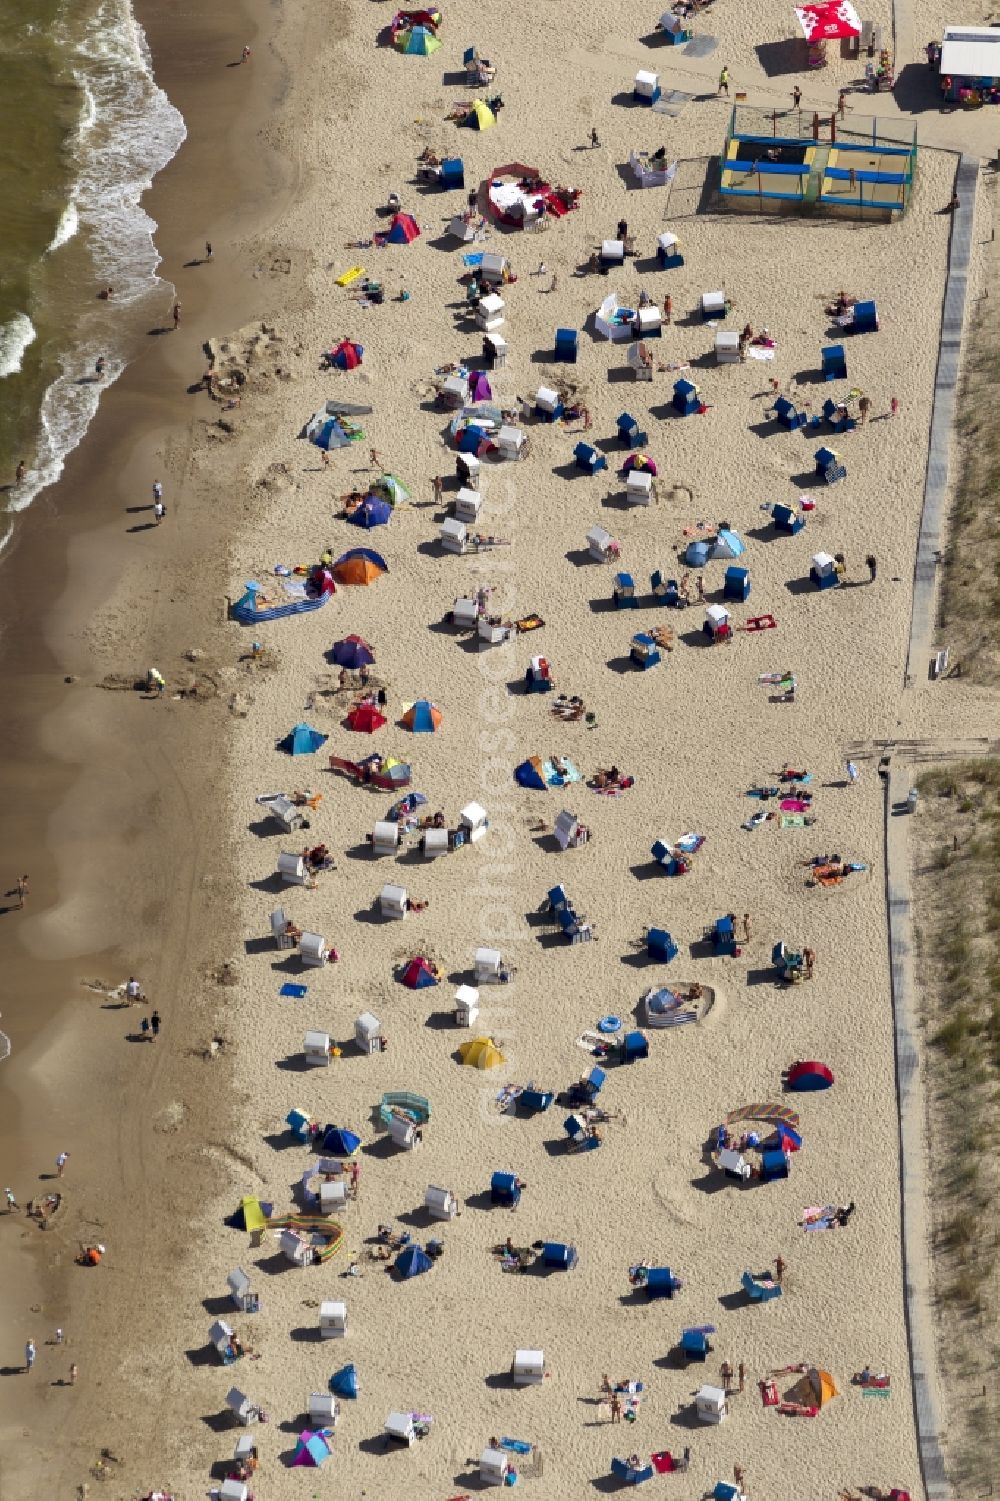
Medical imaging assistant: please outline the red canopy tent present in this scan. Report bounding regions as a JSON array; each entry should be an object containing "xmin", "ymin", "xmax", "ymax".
[{"xmin": 794, "ymin": 0, "xmax": 861, "ymax": 39}]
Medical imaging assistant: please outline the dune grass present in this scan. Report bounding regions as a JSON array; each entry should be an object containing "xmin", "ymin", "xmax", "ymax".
[
  {"xmin": 938, "ymin": 343, "xmax": 1000, "ymax": 684},
  {"xmin": 912, "ymin": 761, "xmax": 1000, "ymax": 1491}
]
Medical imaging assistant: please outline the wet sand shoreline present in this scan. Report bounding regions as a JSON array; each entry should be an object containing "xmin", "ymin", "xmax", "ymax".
[{"xmin": 0, "ymin": 0, "xmax": 305, "ymax": 1488}]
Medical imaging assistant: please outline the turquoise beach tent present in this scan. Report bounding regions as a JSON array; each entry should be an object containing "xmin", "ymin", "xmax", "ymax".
[
  {"xmin": 330, "ymin": 1363, "xmax": 359, "ymax": 1398},
  {"xmin": 401, "ymin": 23, "xmax": 442, "ymax": 53},
  {"xmin": 280, "ymin": 722, "xmax": 328, "ymax": 756},
  {"xmin": 291, "ymin": 1429, "xmax": 333, "ymax": 1467}
]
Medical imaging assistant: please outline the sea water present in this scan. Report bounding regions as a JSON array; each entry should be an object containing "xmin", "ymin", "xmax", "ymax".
[{"xmin": 0, "ymin": 0, "xmax": 185, "ymax": 549}]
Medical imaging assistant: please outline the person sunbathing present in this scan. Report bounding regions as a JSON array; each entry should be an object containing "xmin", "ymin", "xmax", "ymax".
[{"xmin": 284, "ymin": 920, "xmax": 303, "ymax": 943}]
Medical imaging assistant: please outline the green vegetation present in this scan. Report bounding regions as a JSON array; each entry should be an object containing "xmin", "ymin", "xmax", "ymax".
[
  {"xmin": 912, "ymin": 760, "xmax": 1000, "ymax": 1490},
  {"xmin": 939, "ymin": 345, "xmax": 1000, "ymax": 684}
]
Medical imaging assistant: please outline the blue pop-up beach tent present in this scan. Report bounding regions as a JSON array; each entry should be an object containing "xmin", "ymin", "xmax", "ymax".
[
  {"xmin": 395, "ymin": 1243, "xmax": 433, "ymax": 1279},
  {"xmin": 348, "ymin": 495, "xmax": 392, "ymax": 529},
  {"xmin": 279, "ymin": 722, "xmax": 328, "ymax": 756},
  {"xmin": 320, "ymin": 1126, "xmax": 361, "ymax": 1156},
  {"xmin": 514, "ymin": 759, "xmax": 547, "ymax": 790},
  {"xmin": 330, "ymin": 1363, "xmax": 359, "ymax": 1398}
]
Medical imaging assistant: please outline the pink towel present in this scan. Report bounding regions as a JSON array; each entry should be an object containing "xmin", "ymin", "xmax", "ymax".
[{"xmin": 651, "ymin": 1452, "xmax": 674, "ymax": 1474}]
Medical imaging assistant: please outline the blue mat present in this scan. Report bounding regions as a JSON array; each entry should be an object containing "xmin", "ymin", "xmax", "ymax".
[{"xmin": 280, "ymin": 982, "xmax": 308, "ymax": 999}]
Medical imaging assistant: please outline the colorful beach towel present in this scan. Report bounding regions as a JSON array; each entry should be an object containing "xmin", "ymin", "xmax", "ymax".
[
  {"xmin": 280, "ymin": 982, "xmax": 309, "ymax": 999},
  {"xmin": 780, "ymin": 814, "xmax": 807, "ymax": 828},
  {"xmin": 541, "ymin": 758, "xmax": 581, "ymax": 785},
  {"xmin": 335, "ymin": 265, "xmax": 366, "ymax": 286},
  {"xmin": 651, "ymin": 1452, "xmax": 675, "ymax": 1474}
]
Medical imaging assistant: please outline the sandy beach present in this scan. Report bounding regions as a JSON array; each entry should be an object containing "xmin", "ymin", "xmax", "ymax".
[{"xmin": 1, "ymin": 0, "xmax": 998, "ymax": 1497}]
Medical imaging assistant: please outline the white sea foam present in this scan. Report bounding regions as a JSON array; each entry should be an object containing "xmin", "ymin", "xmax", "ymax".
[
  {"xmin": 0, "ymin": 313, "xmax": 37, "ymax": 379},
  {"xmin": 47, "ymin": 198, "xmax": 80, "ymax": 253},
  {"xmin": 2, "ymin": 0, "xmax": 186, "ymax": 539}
]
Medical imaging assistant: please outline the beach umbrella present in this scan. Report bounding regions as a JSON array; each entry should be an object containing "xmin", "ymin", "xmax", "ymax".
[
  {"xmin": 348, "ymin": 495, "xmax": 392, "ymax": 529},
  {"xmin": 331, "ymin": 634, "xmax": 375, "ymax": 669},
  {"xmin": 347, "ymin": 703, "xmax": 387, "ymax": 733},
  {"xmin": 402, "ymin": 699, "xmax": 442, "ymax": 733},
  {"xmin": 333, "ymin": 547, "xmax": 388, "ymax": 585},
  {"xmin": 623, "ymin": 452, "xmax": 657, "ymax": 476},
  {"xmin": 381, "ymin": 760, "xmax": 412, "ymax": 786},
  {"xmin": 330, "ymin": 1363, "xmax": 359, "ymax": 1399},
  {"xmin": 794, "ymin": 0, "xmax": 861, "ymax": 37},
  {"xmin": 320, "ymin": 1126, "xmax": 361, "ymax": 1156}
]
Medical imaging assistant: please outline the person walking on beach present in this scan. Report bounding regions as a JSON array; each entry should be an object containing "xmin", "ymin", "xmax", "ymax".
[
  {"xmin": 95, "ymin": 355, "xmax": 106, "ymax": 379},
  {"xmin": 140, "ymin": 1015, "xmax": 150, "ymax": 1040},
  {"xmin": 610, "ymin": 1392, "xmax": 622, "ymax": 1423},
  {"xmin": 205, "ymin": 241, "xmax": 213, "ymax": 262},
  {"xmin": 153, "ymin": 498, "xmax": 165, "ymax": 525},
  {"xmin": 15, "ymin": 460, "xmax": 26, "ymax": 485},
  {"xmin": 890, "ymin": 395, "xmax": 899, "ymax": 417},
  {"xmin": 17, "ymin": 874, "xmax": 28, "ymax": 908},
  {"xmin": 24, "ymin": 1340, "xmax": 35, "ymax": 1373},
  {"xmin": 172, "ymin": 301, "xmax": 181, "ymax": 329},
  {"xmin": 56, "ymin": 1151, "xmax": 69, "ymax": 1178},
  {"xmin": 858, "ymin": 393, "xmax": 871, "ymax": 425},
  {"xmin": 53, "ymin": 1328, "xmax": 64, "ymax": 1345},
  {"xmin": 791, "ymin": 85, "xmax": 801, "ymax": 109},
  {"xmin": 590, "ymin": 126, "xmax": 600, "ymax": 148},
  {"xmin": 742, "ymin": 913, "xmax": 752, "ymax": 944},
  {"xmin": 866, "ymin": 553, "xmax": 877, "ymax": 582},
  {"xmin": 150, "ymin": 1009, "xmax": 161, "ymax": 1040},
  {"xmin": 738, "ymin": 1361, "xmax": 745, "ymax": 1393},
  {"xmin": 838, "ymin": 89, "xmax": 847, "ymax": 117},
  {"xmin": 718, "ymin": 66, "xmax": 730, "ymax": 95},
  {"xmin": 846, "ymin": 760, "xmax": 860, "ymax": 786},
  {"xmin": 432, "ymin": 474, "xmax": 443, "ymax": 503},
  {"xmin": 774, "ymin": 1253, "xmax": 785, "ymax": 1283},
  {"xmin": 241, "ymin": 44, "xmax": 251, "ymax": 63},
  {"xmin": 152, "ymin": 479, "xmax": 163, "ymax": 507},
  {"xmin": 69, "ymin": 1363, "xmax": 78, "ymax": 1385},
  {"xmin": 4, "ymin": 1187, "xmax": 17, "ymax": 1212}
]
